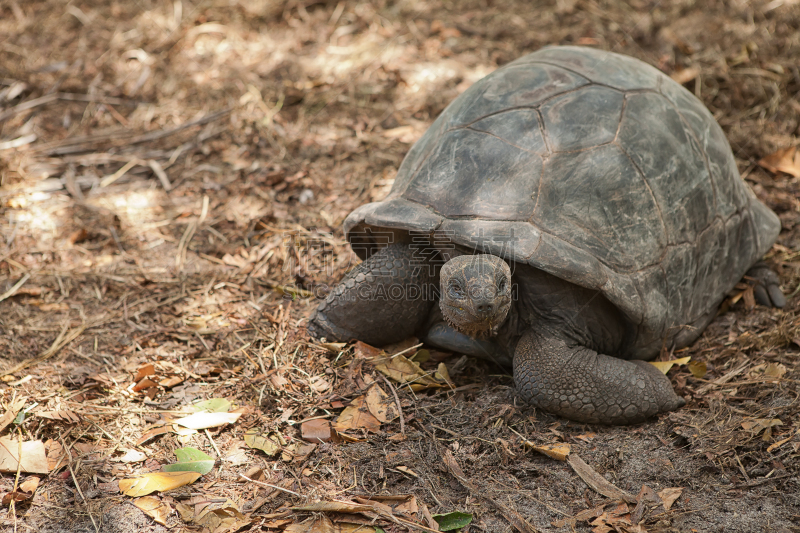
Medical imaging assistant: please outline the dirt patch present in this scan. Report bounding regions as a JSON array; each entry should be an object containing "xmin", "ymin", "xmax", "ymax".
[{"xmin": 1, "ymin": 1, "xmax": 799, "ymax": 532}]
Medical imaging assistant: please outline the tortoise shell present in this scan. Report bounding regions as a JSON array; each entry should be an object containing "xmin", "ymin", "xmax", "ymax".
[{"xmin": 343, "ymin": 46, "xmax": 780, "ymax": 356}]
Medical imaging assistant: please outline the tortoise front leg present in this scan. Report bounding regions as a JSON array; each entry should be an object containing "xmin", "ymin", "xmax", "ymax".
[
  {"xmin": 308, "ymin": 243, "xmax": 435, "ymax": 346},
  {"xmin": 513, "ymin": 331, "xmax": 685, "ymax": 424}
]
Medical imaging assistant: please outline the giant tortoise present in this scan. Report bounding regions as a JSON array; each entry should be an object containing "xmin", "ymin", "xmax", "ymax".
[{"xmin": 308, "ymin": 46, "xmax": 785, "ymax": 424}]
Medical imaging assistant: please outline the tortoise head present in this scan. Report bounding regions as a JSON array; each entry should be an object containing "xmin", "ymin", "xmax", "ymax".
[{"xmin": 439, "ymin": 254, "xmax": 512, "ymax": 337}]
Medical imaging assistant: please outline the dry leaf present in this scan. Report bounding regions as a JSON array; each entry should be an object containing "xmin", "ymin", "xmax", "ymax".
[
  {"xmin": 173, "ymin": 411, "xmax": 241, "ymax": 429},
  {"xmin": 301, "ymin": 419, "xmax": 332, "ymax": 443},
  {"xmin": 133, "ymin": 363, "xmax": 155, "ymax": 382},
  {"xmin": 650, "ymin": 356, "xmax": 691, "ymax": 374},
  {"xmin": 741, "ymin": 417, "xmax": 782, "ymax": 439},
  {"xmin": 285, "ymin": 515, "xmax": 336, "ymax": 533},
  {"xmin": 354, "ymin": 341, "xmax": 385, "ymax": 359},
  {"xmin": 688, "ymin": 360, "xmax": 707, "ymax": 378},
  {"xmin": 133, "ymin": 378, "xmax": 157, "ymax": 392},
  {"xmin": 0, "ymin": 397, "xmax": 27, "ymax": 433},
  {"xmin": 395, "ymin": 465, "xmax": 419, "ymax": 477},
  {"xmin": 194, "ymin": 498, "xmax": 249, "ymax": 531},
  {"xmin": 159, "ymin": 376, "xmax": 184, "ymax": 388},
  {"xmin": 657, "ymin": 487, "xmax": 683, "ymax": 510},
  {"xmin": 374, "ymin": 354, "xmax": 445, "ymax": 391},
  {"xmin": 333, "ymin": 396, "xmax": 382, "ymax": 433},
  {"xmin": 19, "ymin": 476, "xmax": 40, "ymax": 493},
  {"xmin": 36, "ymin": 410, "xmax": 81, "ymax": 423},
  {"xmin": 567, "ymin": 454, "xmax": 635, "ymax": 503},
  {"xmin": 365, "ymin": 384, "xmax": 398, "ymax": 423},
  {"xmin": 136, "ymin": 425, "xmax": 172, "ymax": 446},
  {"xmin": 758, "ymin": 146, "xmax": 800, "ymax": 178},
  {"xmin": 119, "ymin": 471, "xmax": 201, "ymax": 497},
  {"xmin": 117, "ymin": 449, "xmax": 147, "ymax": 463},
  {"xmin": 45, "ymin": 439, "xmax": 67, "ymax": 471},
  {"xmin": 133, "ymin": 496, "xmax": 172, "ymax": 526},
  {"xmin": 0, "ymin": 437, "xmax": 49, "ymax": 474},
  {"xmin": 766, "ymin": 436, "xmax": 793, "ymax": 452},
  {"xmin": 531, "ymin": 442, "xmax": 571, "ymax": 461},
  {"xmin": 244, "ymin": 429, "xmax": 283, "ymax": 456}
]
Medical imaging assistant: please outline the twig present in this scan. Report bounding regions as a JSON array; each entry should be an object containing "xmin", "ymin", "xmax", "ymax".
[
  {"xmin": 390, "ymin": 343, "xmax": 424, "ymax": 359},
  {"xmin": 380, "ymin": 373, "xmax": 405, "ymax": 435},
  {"xmin": 0, "ymin": 273, "xmax": 30, "ymax": 304},
  {"xmin": 0, "ymin": 92, "xmax": 139, "ymax": 123},
  {"xmin": 239, "ymin": 474, "xmax": 303, "ymax": 497},
  {"xmin": 34, "ymin": 107, "xmax": 232, "ymax": 156},
  {"xmin": 204, "ymin": 429, "xmax": 221, "ymax": 458},
  {"xmin": 1, "ymin": 322, "xmax": 86, "ymax": 377},
  {"xmin": 442, "ymin": 449, "xmax": 540, "ymax": 533},
  {"xmin": 59, "ymin": 435, "xmax": 99, "ymax": 533},
  {"xmin": 567, "ymin": 454, "xmax": 636, "ymax": 503}
]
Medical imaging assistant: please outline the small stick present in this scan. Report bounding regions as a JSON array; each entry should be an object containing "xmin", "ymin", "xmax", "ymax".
[
  {"xmin": 0, "ymin": 273, "xmax": 30, "ymax": 304},
  {"xmin": 60, "ymin": 436, "xmax": 99, "ymax": 533},
  {"xmin": 204, "ymin": 429, "xmax": 221, "ymax": 458},
  {"xmin": 390, "ymin": 342, "xmax": 424, "ymax": 359},
  {"xmin": 380, "ymin": 374, "xmax": 405, "ymax": 435},
  {"xmin": 239, "ymin": 474, "xmax": 302, "ymax": 497}
]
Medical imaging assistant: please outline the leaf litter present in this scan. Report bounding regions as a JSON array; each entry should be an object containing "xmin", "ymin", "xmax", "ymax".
[{"xmin": 1, "ymin": 1, "xmax": 799, "ymax": 532}]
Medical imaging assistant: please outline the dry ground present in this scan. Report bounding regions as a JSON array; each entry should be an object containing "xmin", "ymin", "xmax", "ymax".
[{"xmin": 1, "ymin": 0, "xmax": 800, "ymax": 532}]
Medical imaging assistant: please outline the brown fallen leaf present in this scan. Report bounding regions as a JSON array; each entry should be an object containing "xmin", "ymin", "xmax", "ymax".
[
  {"xmin": 552, "ymin": 505, "xmax": 605, "ymax": 528},
  {"xmin": 354, "ymin": 341, "xmax": 384, "ymax": 358},
  {"xmin": 365, "ymin": 384, "xmax": 398, "ymax": 423},
  {"xmin": 36, "ymin": 410, "xmax": 81, "ymax": 423},
  {"xmin": 395, "ymin": 465, "xmax": 419, "ymax": 477},
  {"xmin": 333, "ymin": 396, "xmax": 382, "ymax": 433},
  {"xmin": 567, "ymin": 454, "xmax": 635, "ymax": 503},
  {"xmin": 244, "ymin": 429, "xmax": 284, "ymax": 456},
  {"xmin": 741, "ymin": 417, "xmax": 783, "ymax": 440},
  {"xmin": 530, "ymin": 442, "xmax": 571, "ymax": 461},
  {"xmin": 2, "ymin": 490, "xmax": 33, "ymax": 505},
  {"xmin": 657, "ymin": 487, "xmax": 683, "ymax": 511},
  {"xmin": 589, "ymin": 502, "xmax": 645, "ymax": 533},
  {"xmin": 133, "ymin": 363, "xmax": 156, "ymax": 382},
  {"xmin": 136, "ymin": 424, "xmax": 172, "ymax": 446},
  {"xmin": 301, "ymin": 419, "xmax": 332, "ymax": 443},
  {"xmin": 766, "ymin": 436, "xmax": 793, "ymax": 453},
  {"xmin": 0, "ymin": 396, "xmax": 27, "ymax": 433},
  {"xmin": 133, "ymin": 496, "xmax": 172, "ymax": 526},
  {"xmin": 194, "ymin": 498, "xmax": 249, "ymax": 531},
  {"xmin": 119, "ymin": 471, "xmax": 201, "ymax": 497},
  {"xmin": 19, "ymin": 476, "xmax": 40, "ymax": 493},
  {"xmin": 0, "ymin": 437, "xmax": 49, "ymax": 474},
  {"xmin": 687, "ymin": 360, "xmax": 707, "ymax": 378},
  {"xmin": 159, "ymin": 376, "xmax": 184, "ymax": 388},
  {"xmin": 45, "ymin": 439, "xmax": 67, "ymax": 471},
  {"xmin": 374, "ymin": 354, "xmax": 446, "ymax": 391},
  {"xmin": 758, "ymin": 146, "xmax": 800, "ymax": 178}
]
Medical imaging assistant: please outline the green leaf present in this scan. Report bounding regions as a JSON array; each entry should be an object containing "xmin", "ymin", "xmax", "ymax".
[
  {"xmin": 433, "ymin": 511, "xmax": 473, "ymax": 532},
  {"xmin": 162, "ymin": 447, "xmax": 215, "ymax": 475},
  {"xmin": 192, "ymin": 398, "xmax": 231, "ymax": 413}
]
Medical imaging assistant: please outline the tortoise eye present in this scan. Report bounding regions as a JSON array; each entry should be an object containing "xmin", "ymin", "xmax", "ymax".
[
  {"xmin": 497, "ymin": 277, "xmax": 507, "ymax": 293},
  {"xmin": 448, "ymin": 281, "xmax": 464, "ymax": 299}
]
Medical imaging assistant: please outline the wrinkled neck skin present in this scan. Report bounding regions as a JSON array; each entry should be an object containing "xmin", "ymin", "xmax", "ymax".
[{"xmin": 440, "ymin": 258, "xmax": 630, "ymax": 361}]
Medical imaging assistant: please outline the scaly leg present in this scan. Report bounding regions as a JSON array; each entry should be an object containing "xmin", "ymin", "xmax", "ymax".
[
  {"xmin": 513, "ymin": 330, "xmax": 685, "ymax": 424},
  {"xmin": 308, "ymin": 243, "xmax": 435, "ymax": 346}
]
